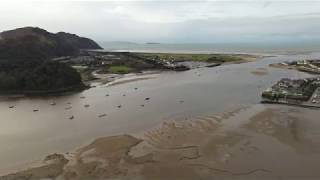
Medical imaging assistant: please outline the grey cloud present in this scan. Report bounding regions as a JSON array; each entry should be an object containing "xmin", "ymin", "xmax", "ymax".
[{"xmin": 0, "ymin": 0, "xmax": 320, "ymax": 44}]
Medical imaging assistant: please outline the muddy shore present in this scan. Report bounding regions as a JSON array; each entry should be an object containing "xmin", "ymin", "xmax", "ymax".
[
  {"xmin": 251, "ymin": 68, "xmax": 269, "ymax": 76},
  {"xmin": 2, "ymin": 104, "xmax": 320, "ymax": 180}
]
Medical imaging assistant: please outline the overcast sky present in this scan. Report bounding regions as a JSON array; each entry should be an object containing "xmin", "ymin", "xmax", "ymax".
[{"xmin": 1, "ymin": 0, "xmax": 320, "ymax": 44}]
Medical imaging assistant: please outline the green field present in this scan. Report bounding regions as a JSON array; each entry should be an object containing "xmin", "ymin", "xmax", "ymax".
[
  {"xmin": 138, "ymin": 53, "xmax": 247, "ymax": 63},
  {"xmin": 108, "ymin": 65, "xmax": 134, "ymax": 74}
]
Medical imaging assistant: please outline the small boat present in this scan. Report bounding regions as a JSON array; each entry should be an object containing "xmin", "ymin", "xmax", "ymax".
[
  {"xmin": 50, "ymin": 102, "xmax": 56, "ymax": 106},
  {"xmin": 117, "ymin": 105, "xmax": 122, "ymax": 108},
  {"xmin": 206, "ymin": 63, "xmax": 221, "ymax": 68},
  {"xmin": 145, "ymin": 97, "xmax": 150, "ymax": 100},
  {"xmin": 69, "ymin": 116, "xmax": 74, "ymax": 120},
  {"xmin": 9, "ymin": 106, "xmax": 15, "ymax": 109},
  {"xmin": 65, "ymin": 107, "xmax": 72, "ymax": 110},
  {"xmin": 123, "ymin": 94, "xmax": 126, "ymax": 97},
  {"xmin": 33, "ymin": 109, "xmax": 39, "ymax": 112},
  {"xmin": 134, "ymin": 88, "xmax": 138, "ymax": 90},
  {"xmin": 106, "ymin": 94, "xmax": 109, "ymax": 97},
  {"xmin": 84, "ymin": 104, "xmax": 90, "ymax": 108},
  {"xmin": 140, "ymin": 104, "xmax": 145, "ymax": 107},
  {"xmin": 98, "ymin": 114, "xmax": 107, "ymax": 118}
]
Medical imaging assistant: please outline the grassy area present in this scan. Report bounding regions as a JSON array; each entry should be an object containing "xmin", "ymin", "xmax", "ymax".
[
  {"xmin": 139, "ymin": 53, "xmax": 246, "ymax": 63},
  {"xmin": 206, "ymin": 54, "xmax": 243, "ymax": 63},
  {"xmin": 108, "ymin": 65, "xmax": 133, "ymax": 74}
]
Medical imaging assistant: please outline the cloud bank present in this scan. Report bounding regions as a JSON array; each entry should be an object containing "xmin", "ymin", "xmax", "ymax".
[{"xmin": 1, "ymin": 0, "xmax": 320, "ymax": 44}]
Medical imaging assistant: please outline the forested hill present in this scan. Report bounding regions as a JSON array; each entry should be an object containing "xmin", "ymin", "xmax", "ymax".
[
  {"xmin": 0, "ymin": 27, "xmax": 102, "ymax": 60},
  {"xmin": 0, "ymin": 59, "xmax": 84, "ymax": 93},
  {"xmin": 0, "ymin": 27, "xmax": 100, "ymax": 94}
]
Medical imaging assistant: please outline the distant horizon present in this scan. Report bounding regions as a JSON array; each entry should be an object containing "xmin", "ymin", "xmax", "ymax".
[
  {"xmin": 100, "ymin": 40, "xmax": 320, "ymax": 45},
  {"xmin": 99, "ymin": 41, "xmax": 320, "ymax": 54},
  {"xmin": 3, "ymin": 26, "xmax": 320, "ymax": 49},
  {"xmin": 1, "ymin": 1, "xmax": 320, "ymax": 44},
  {"xmin": 4, "ymin": 26, "xmax": 320, "ymax": 46}
]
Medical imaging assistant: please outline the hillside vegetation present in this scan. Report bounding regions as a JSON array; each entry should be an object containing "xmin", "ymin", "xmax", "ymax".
[
  {"xmin": 0, "ymin": 27, "xmax": 101, "ymax": 60},
  {"xmin": 0, "ymin": 27, "xmax": 101, "ymax": 94},
  {"xmin": 138, "ymin": 53, "xmax": 253, "ymax": 63},
  {"xmin": 0, "ymin": 59, "xmax": 84, "ymax": 93}
]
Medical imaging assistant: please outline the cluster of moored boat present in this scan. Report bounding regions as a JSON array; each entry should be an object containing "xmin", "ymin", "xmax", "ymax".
[{"xmin": 6, "ymin": 87, "xmax": 175, "ymax": 121}]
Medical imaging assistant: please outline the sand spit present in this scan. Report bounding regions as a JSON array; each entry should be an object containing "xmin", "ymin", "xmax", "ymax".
[
  {"xmin": 2, "ymin": 105, "xmax": 320, "ymax": 180},
  {"xmin": 92, "ymin": 70, "xmax": 160, "ymax": 87},
  {"xmin": 105, "ymin": 77, "xmax": 156, "ymax": 87},
  {"xmin": 251, "ymin": 68, "xmax": 268, "ymax": 76}
]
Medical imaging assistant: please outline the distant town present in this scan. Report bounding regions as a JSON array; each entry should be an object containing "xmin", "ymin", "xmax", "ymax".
[
  {"xmin": 262, "ymin": 75, "xmax": 320, "ymax": 108},
  {"xmin": 270, "ymin": 59, "xmax": 320, "ymax": 74}
]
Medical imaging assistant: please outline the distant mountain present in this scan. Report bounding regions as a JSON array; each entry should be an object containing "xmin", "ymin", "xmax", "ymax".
[{"xmin": 0, "ymin": 27, "xmax": 102, "ymax": 61}]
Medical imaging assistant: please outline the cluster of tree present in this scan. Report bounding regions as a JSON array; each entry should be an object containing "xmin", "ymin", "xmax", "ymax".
[
  {"xmin": 0, "ymin": 59, "xmax": 83, "ymax": 92},
  {"xmin": 0, "ymin": 35, "xmax": 56, "ymax": 61}
]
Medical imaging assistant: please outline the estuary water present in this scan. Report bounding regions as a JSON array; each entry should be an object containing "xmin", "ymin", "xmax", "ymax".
[{"xmin": 0, "ymin": 52, "xmax": 319, "ymax": 174}]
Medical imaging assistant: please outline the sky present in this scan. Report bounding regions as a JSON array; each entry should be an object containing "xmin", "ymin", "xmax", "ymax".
[{"xmin": 1, "ymin": 0, "xmax": 320, "ymax": 44}]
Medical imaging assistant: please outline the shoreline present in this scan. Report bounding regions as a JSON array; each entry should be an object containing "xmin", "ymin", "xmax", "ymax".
[
  {"xmin": 92, "ymin": 48, "xmax": 277, "ymax": 57},
  {"xmin": 0, "ymin": 51, "xmax": 263, "ymax": 98},
  {"xmin": 83, "ymin": 52, "xmax": 262, "ymax": 88},
  {"xmin": 269, "ymin": 60, "xmax": 320, "ymax": 75},
  {"xmin": 0, "ymin": 84, "xmax": 88, "ymax": 97},
  {"xmin": 261, "ymin": 100, "xmax": 320, "ymax": 109}
]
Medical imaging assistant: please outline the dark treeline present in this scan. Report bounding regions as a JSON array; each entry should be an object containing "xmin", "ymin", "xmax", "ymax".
[
  {"xmin": 0, "ymin": 35, "xmax": 57, "ymax": 61},
  {"xmin": 0, "ymin": 59, "xmax": 83, "ymax": 92}
]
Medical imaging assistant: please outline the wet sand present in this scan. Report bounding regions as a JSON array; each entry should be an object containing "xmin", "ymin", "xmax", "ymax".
[
  {"xmin": 91, "ymin": 70, "xmax": 161, "ymax": 86},
  {"xmin": 251, "ymin": 68, "xmax": 268, "ymax": 76},
  {"xmin": 105, "ymin": 76, "xmax": 157, "ymax": 87},
  {"xmin": 2, "ymin": 104, "xmax": 320, "ymax": 180}
]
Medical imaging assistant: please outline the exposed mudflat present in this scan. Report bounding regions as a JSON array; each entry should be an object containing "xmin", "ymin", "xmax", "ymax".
[
  {"xmin": 2, "ymin": 104, "xmax": 320, "ymax": 180},
  {"xmin": 251, "ymin": 68, "xmax": 269, "ymax": 76}
]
